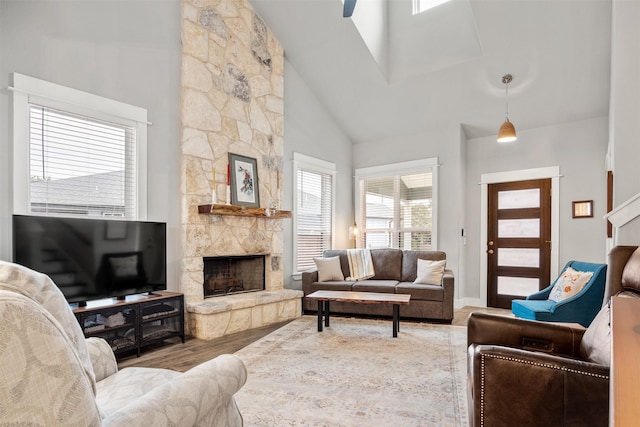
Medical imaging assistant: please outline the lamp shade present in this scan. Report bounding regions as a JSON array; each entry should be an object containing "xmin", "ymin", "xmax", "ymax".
[{"xmin": 497, "ymin": 119, "xmax": 517, "ymax": 142}]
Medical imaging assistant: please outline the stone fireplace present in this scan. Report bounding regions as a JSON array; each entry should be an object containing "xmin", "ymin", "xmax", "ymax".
[
  {"xmin": 203, "ymin": 255, "xmax": 265, "ymax": 297},
  {"xmin": 179, "ymin": 0, "xmax": 302, "ymax": 340}
]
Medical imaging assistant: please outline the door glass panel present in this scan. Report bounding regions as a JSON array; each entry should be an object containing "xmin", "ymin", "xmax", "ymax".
[
  {"xmin": 498, "ymin": 248, "xmax": 540, "ymax": 267},
  {"xmin": 497, "ymin": 276, "xmax": 539, "ymax": 296},
  {"xmin": 498, "ymin": 219, "xmax": 540, "ymax": 238},
  {"xmin": 498, "ymin": 189, "xmax": 540, "ymax": 209}
]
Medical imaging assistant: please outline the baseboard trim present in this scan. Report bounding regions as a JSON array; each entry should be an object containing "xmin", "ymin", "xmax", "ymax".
[{"xmin": 454, "ymin": 297, "xmax": 484, "ymax": 309}]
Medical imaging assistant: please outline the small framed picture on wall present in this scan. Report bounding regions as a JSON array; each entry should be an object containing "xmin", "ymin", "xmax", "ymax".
[
  {"xmin": 228, "ymin": 153, "xmax": 260, "ymax": 208},
  {"xmin": 572, "ymin": 200, "xmax": 593, "ymax": 218}
]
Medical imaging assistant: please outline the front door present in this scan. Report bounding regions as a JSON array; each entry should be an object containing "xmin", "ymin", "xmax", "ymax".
[{"xmin": 487, "ymin": 179, "xmax": 551, "ymax": 308}]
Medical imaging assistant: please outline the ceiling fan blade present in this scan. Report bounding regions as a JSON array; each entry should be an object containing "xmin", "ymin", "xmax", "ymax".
[{"xmin": 343, "ymin": 0, "xmax": 357, "ymax": 17}]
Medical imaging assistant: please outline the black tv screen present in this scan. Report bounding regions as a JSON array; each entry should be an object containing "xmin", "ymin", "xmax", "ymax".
[{"xmin": 13, "ymin": 215, "xmax": 167, "ymax": 304}]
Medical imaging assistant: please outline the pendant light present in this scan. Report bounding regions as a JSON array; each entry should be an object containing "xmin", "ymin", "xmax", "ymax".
[{"xmin": 497, "ymin": 74, "xmax": 517, "ymax": 143}]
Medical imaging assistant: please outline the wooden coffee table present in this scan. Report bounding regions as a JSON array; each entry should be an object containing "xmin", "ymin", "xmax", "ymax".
[{"xmin": 305, "ymin": 290, "xmax": 411, "ymax": 337}]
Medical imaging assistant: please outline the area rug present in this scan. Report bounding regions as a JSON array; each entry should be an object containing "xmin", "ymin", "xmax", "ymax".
[{"xmin": 234, "ymin": 315, "xmax": 468, "ymax": 427}]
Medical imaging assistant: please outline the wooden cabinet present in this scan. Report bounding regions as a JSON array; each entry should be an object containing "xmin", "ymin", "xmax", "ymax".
[{"xmin": 73, "ymin": 291, "xmax": 184, "ymax": 358}]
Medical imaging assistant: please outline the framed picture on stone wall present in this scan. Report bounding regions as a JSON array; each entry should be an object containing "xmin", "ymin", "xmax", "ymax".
[{"xmin": 229, "ymin": 153, "xmax": 260, "ymax": 208}]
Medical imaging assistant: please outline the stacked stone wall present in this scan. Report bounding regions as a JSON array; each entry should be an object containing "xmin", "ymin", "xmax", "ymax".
[{"xmin": 180, "ymin": 0, "xmax": 285, "ymax": 310}]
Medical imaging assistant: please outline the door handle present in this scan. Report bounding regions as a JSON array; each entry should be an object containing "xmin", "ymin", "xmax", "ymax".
[{"xmin": 487, "ymin": 249, "xmax": 494, "ymax": 254}]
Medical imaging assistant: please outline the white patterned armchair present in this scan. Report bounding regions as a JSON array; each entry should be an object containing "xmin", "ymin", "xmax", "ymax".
[{"xmin": 0, "ymin": 261, "xmax": 247, "ymax": 426}]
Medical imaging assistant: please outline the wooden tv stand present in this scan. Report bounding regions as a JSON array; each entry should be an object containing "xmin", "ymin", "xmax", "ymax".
[{"xmin": 73, "ymin": 291, "xmax": 184, "ymax": 358}]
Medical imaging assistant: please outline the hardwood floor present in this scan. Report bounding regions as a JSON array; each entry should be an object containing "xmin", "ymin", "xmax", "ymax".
[
  {"xmin": 117, "ymin": 306, "xmax": 511, "ymax": 372},
  {"xmin": 117, "ymin": 320, "xmax": 291, "ymax": 372}
]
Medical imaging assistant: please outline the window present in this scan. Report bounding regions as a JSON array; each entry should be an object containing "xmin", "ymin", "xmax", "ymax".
[
  {"xmin": 11, "ymin": 73, "xmax": 148, "ymax": 220},
  {"xmin": 413, "ymin": 0, "xmax": 451, "ymax": 15},
  {"xmin": 355, "ymin": 158, "xmax": 438, "ymax": 250},
  {"xmin": 293, "ymin": 153, "xmax": 336, "ymax": 274}
]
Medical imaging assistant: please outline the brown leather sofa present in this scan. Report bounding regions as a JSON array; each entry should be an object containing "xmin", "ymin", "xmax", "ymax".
[
  {"xmin": 466, "ymin": 246, "xmax": 640, "ymax": 427},
  {"xmin": 301, "ymin": 249, "xmax": 454, "ymax": 322}
]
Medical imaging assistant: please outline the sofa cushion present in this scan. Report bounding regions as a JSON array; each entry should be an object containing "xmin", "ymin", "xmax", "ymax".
[
  {"xmin": 351, "ymin": 280, "xmax": 398, "ymax": 293},
  {"xmin": 396, "ymin": 282, "xmax": 444, "ymax": 301},
  {"xmin": 401, "ymin": 251, "xmax": 447, "ymax": 282},
  {"xmin": 370, "ymin": 249, "xmax": 402, "ymax": 281},
  {"xmin": 306, "ymin": 281, "xmax": 354, "ymax": 294},
  {"xmin": 511, "ymin": 299, "xmax": 556, "ymax": 320},
  {"xmin": 314, "ymin": 256, "xmax": 344, "ymax": 282},
  {"xmin": 414, "ymin": 259, "xmax": 446, "ymax": 285}
]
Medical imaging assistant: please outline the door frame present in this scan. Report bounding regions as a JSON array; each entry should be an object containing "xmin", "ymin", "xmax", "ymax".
[{"xmin": 479, "ymin": 166, "xmax": 561, "ymax": 308}]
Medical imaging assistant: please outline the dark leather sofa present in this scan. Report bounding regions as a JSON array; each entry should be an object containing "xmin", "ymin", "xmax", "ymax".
[
  {"xmin": 301, "ymin": 249, "xmax": 454, "ymax": 322},
  {"xmin": 466, "ymin": 245, "xmax": 640, "ymax": 427}
]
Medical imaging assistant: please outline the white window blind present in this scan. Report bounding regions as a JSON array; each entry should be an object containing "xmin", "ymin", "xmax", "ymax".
[
  {"xmin": 294, "ymin": 154, "xmax": 335, "ymax": 274},
  {"xmin": 28, "ymin": 104, "xmax": 137, "ymax": 218},
  {"xmin": 356, "ymin": 159, "xmax": 437, "ymax": 250},
  {"xmin": 11, "ymin": 73, "xmax": 148, "ymax": 220}
]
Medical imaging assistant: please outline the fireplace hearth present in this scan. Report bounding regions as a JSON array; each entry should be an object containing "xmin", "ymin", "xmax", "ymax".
[{"xmin": 203, "ymin": 255, "xmax": 266, "ymax": 297}]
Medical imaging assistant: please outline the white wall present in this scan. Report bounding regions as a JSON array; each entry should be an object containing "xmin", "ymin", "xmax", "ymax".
[
  {"xmin": 282, "ymin": 58, "xmax": 353, "ymax": 289},
  {"xmin": 352, "ymin": 125, "xmax": 464, "ymax": 296},
  {"xmin": 609, "ymin": 0, "xmax": 640, "ymax": 244},
  {"xmin": 351, "ymin": 0, "xmax": 388, "ymax": 78},
  {"xmin": 0, "ymin": 0, "xmax": 182, "ymax": 288},
  {"xmin": 465, "ymin": 117, "xmax": 609, "ymax": 301}
]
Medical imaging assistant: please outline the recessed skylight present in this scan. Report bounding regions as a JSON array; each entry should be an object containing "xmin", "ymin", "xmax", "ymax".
[{"xmin": 413, "ymin": 0, "xmax": 451, "ymax": 15}]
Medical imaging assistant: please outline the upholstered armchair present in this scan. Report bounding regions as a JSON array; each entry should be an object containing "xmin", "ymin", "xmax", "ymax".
[
  {"xmin": 467, "ymin": 246, "xmax": 640, "ymax": 427},
  {"xmin": 466, "ymin": 312, "xmax": 609, "ymax": 427},
  {"xmin": 511, "ymin": 260, "xmax": 607, "ymax": 327},
  {"xmin": 0, "ymin": 261, "xmax": 247, "ymax": 427}
]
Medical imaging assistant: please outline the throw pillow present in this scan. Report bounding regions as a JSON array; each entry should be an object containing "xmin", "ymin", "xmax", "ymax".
[
  {"xmin": 548, "ymin": 267, "xmax": 593, "ymax": 302},
  {"xmin": 314, "ymin": 256, "xmax": 344, "ymax": 282},
  {"xmin": 579, "ymin": 300, "xmax": 611, "ymax": 365},
  {"xmin": 414, "ymin": 259, "xmax": 446, "ymax": 286}
]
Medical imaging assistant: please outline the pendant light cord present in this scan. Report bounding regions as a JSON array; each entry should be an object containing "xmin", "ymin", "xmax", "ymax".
[
  {"xmin": 502, "ymin": 74, "xmax": 513, "ymax": 121},
  {"xmin": 505, "ymin": 82, "xmax": 509, "ymax": 120}
]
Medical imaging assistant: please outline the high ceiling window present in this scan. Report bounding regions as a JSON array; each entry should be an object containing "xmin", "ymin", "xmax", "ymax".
[{"xmin": 413, "ymin": 0, "xmax": 451, "ymax": 15}]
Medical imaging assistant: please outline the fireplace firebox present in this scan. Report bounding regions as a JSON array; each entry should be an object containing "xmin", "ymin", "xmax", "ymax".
[{"xmin": 203, "ymin": 255, "xmax": 265, "ymax": 297}]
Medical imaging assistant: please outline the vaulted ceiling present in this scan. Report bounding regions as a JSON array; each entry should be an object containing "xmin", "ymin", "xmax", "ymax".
[{"xmin": 249, "ymin": 0, "xmax": 612, "ymax": 144}]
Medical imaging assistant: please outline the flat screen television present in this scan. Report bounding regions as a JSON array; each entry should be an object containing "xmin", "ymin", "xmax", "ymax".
[{"xmin": 13, "ymin": 215, "xmax": 166, "ymax": 305}]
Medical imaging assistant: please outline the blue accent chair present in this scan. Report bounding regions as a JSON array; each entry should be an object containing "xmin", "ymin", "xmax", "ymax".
[{"xmin": 511, "ymin": 260, "xmax": 607, "ymax": 327}]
